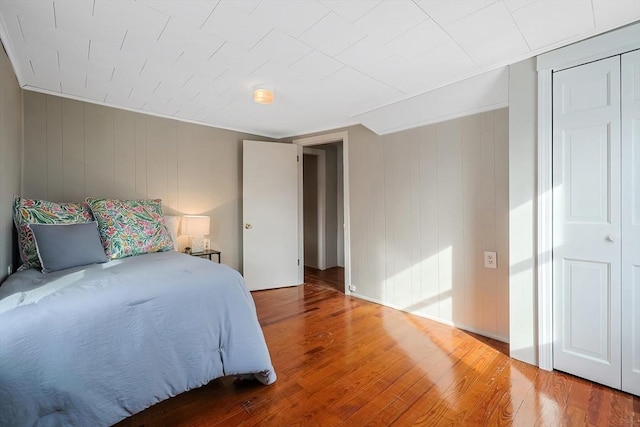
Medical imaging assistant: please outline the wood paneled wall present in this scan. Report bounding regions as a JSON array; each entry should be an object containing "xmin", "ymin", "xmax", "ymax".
[
  {"xmin": 348, "ymin": 109, "xmax": 509, "ymax": 341},
  {"xmin": 22, "ymin": 91, "xmax": 267, "ymax": 271},
  {"xmin": 508, "ymin": 58, "xmax": 538, "ymax": 364},
  {"xmin": 0, "ymin": 46, "xmax": 22, "ymax": 282},
  {"xmin": 19, "ymin": 90, "xmax": 510, "ymax": 340}
]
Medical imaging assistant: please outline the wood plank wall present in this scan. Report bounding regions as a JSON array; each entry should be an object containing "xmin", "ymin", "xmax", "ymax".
[
  {"xmin": 20, "ymin": 90, "xmax": 510, "ymax": 342},
  {"xmin": 348, "ymin": 108, "xmax": 509, "ymax": 342},
  {"xmin": 21, "ymin": 91, "xmax": 267, "ymax": 271},
  {"xmin": 0, "ymin": 47, "xmax": 22, "ymax": 282}
]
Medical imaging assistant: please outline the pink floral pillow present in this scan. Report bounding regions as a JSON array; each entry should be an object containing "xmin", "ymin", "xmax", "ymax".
[
  {"xmin": 86, "ymin": 198, "xmax": 173, "ymax": 260},
  {"xmin": 13, "ymin": 196, "xmax": 95, "ymax": 270}
]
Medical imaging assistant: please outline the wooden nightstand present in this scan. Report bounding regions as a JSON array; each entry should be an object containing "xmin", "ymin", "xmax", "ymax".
[{"xmin": 191, "ymin": 249, "xmax": 221, "ymax": 263}]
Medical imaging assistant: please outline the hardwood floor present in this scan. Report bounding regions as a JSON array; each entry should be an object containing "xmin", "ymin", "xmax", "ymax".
[
  {"xmin": 304, "ymin": 266, "xmax": 345, "ymax": 293},
  {"xmin": 117, "ymin": 283, "xmax": 639, "ymax": 426}
]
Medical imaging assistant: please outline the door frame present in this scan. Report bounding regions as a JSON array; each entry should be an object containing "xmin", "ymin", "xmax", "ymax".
[
  {"xmin": 536, "ymin": 23, "xmax": 640, "ymax": 371},
  {"xmin": 293, "ymin": 131, "xmax": 352, "ymax": 294},
  {"xmin": 302, "ymin": 147, "xmax": 327, "ymax": 270}
]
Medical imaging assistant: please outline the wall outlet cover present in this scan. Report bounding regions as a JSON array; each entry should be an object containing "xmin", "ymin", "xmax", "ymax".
[{"xmin": 484, "ymin": 251, "xmax": 497, "ymax": 269}]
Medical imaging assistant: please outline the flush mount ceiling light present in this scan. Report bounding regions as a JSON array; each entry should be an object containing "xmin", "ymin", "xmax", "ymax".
[{"xmin": 253, "ymin": 88, "xmax": 274, "ymax": 105}]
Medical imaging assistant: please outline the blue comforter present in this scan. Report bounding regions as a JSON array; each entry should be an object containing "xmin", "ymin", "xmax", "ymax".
[{"xmin": 0, "ymin": 251, "xmax": 276, "ymax": 426}]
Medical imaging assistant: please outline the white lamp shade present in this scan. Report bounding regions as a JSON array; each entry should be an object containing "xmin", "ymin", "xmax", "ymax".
[{"xmin": 181, "ymin": 215, "xmax": 210, "ymax": 236}]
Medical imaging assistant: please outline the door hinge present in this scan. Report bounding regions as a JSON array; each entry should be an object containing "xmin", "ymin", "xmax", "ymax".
[
  {"xmin": 297, "ymin": 155, "xmax": 299, "ymax": 162},
  {"xmin": 298, "ymin": 259, "xmax": 300, "ymax": 266}
]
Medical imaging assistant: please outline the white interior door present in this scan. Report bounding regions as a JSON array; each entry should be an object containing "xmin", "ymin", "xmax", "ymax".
[
  {"xmin": 552, "ymin": 56, "xmax": 622, "ymax": 389},
  {"xmin": 243, "ymin": 140, "xmax": 301, "ymax": 291},
  {"xmin": 622, "ymin": 50, "xmax": 640, "ymax": 396}
]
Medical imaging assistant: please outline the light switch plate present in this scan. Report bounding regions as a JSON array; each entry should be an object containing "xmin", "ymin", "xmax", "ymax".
[{"xmin": 484, "ymin": 251, "xmax": 497, "ymax": 269}]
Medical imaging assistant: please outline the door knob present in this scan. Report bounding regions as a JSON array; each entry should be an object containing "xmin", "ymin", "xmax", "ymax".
[
  {"xmin": 606, "ymin": 233, "xmax": 619, "ymax": 242},
  {"xmin": 245, "ymin": 223, "xmax": 252, "ymax": 230}
]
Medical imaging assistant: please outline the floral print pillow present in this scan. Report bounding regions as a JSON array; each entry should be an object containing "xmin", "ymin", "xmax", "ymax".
[
  {"xmin": 13, "ymin": 196, "xmax": 95, "ymax": 270},
  {"xmin": 86, "ymin": 198, "xmax": 173, "ymax": 260}
]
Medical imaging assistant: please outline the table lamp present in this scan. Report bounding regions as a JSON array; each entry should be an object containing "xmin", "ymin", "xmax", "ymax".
[{"xmin": 181, "ymin": 215, "xmax": 210, "ymax": 253}]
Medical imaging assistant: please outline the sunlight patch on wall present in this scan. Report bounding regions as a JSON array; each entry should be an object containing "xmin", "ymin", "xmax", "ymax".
[{"xmin": 381, "ymin": 246, "xmax": 453, "ymax": 321}]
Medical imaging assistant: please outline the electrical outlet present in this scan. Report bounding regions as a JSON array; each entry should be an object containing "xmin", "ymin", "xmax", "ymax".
[
  {"xmin": 7, "ymin": 265, "xmax": 12, "ymax": 276},
  {"xmin": 484, "ymin": 251, "xmax": 497, "ymax": 269},
  {"xmin": 202, "ymin": 238, "xmax": 210, "ymax": 250}
]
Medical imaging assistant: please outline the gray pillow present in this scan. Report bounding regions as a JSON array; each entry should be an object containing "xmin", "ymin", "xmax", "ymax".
[{"xmin": 28, "ymin": 221, "xmax": 108, "ymax": 273}]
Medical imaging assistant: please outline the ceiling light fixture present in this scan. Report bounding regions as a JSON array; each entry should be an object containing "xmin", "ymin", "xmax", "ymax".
[{"xmin": 253, "ymin": 88, "xmax": 274, "ymax": 105}]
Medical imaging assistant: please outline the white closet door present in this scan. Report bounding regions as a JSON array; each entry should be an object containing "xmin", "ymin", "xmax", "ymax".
[
  {"xmin": 622, "ymin": 50, "xmax": 640, "ymax": 396},
  {"xmin": 552, "ymin": 56, "xmax": 622, "ymax": 389}
]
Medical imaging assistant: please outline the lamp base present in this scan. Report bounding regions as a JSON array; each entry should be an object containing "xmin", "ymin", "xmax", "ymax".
[{"xmin": 189, "ymin": 236, "xmax": 207, "ymax": 253}]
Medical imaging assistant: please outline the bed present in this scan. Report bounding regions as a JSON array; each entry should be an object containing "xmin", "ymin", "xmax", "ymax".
[{"xmin": 1, "ymin": 197, "xmax": 276, "ymax": 426}]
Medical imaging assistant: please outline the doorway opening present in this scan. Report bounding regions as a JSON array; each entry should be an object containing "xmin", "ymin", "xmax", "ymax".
[
  {"xmin": 294, "ymin": 130, "xmax": 351, "ymax": 295},
  {"xmin": 302, "ymin": 143, "xmax": 345, "ymax": 293}
]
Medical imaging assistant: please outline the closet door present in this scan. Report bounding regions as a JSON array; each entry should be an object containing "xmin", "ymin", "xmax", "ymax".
[
  {"xmin": 552, "ymin": 56, "xmax": 622, "ymax": 389},
  {"xmin": 622, "ymin": 50, "xmax": 640, "ymax": 396}
]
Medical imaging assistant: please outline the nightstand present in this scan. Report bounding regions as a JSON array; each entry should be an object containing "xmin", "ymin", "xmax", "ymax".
[{"xmin": 191, "ymin": 249, "xmax": 221, "ymax": 263}]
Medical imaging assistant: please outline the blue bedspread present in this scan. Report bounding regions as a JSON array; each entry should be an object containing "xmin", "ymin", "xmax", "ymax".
[{"xmin": 0, "ymin": 251, "xmax": 276, "ymax": 426}]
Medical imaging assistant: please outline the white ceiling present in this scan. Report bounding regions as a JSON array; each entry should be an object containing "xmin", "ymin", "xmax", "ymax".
[{"xmin": 0, "ymin": 1, "xmax": 638, "ymax": 138}]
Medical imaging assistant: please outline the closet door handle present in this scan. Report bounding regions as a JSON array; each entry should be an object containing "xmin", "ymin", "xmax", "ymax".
[{"xmin": 606, "ymin": 233, "xmax": 619, "ymax": 242}]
